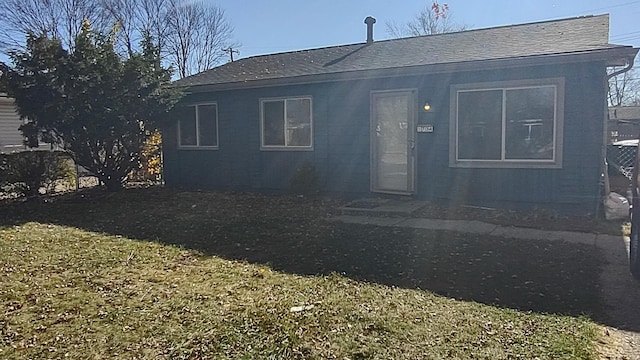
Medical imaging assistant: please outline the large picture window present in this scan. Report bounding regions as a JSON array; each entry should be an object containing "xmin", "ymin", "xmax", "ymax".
[
  {"xmin": 450, "ymin": 79, "xmax": 563, "ymax": 168},
  {"xmin": 261, "ymin": 97, "xmax": 312, "ymax": 149},
  {"xmin": 178, "ymin": 103, "xmax": 219, "ymax": 148}
]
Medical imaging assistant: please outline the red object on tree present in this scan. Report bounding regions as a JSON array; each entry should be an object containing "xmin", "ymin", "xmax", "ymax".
[{"xmin": 432, "ymin": 2, "xmax": 449, "ymax": 21}]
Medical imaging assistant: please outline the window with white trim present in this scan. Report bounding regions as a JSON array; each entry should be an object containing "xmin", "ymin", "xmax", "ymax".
[
  {"xmin": 450, "ymin": 78, "xmax": 564, "ymax": 168},
  {"xmin": 261, "ymin": 97, "xmax": 312, "ymax": 149},
  {"xmin": 178, "ymin": 103, "xmax": 218, "ymax": 148}
]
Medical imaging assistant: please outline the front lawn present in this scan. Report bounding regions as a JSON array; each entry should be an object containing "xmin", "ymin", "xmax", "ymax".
[{"xmin": 0, "ymin": 189, "xmax": 604, "ymax": 359}]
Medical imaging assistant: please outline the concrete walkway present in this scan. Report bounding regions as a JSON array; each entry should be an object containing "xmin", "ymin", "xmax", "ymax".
[{"xmin": 332, "ymin": 214, "xmax": 625, "ymax": 250}]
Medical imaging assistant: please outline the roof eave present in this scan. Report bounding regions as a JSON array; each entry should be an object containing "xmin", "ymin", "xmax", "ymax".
[{"xmin": 182, "ymin": 47, "xmax": 639, "ymax": 93}]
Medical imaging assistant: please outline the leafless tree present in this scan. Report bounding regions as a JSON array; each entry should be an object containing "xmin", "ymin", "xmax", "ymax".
[
  {"xmin": 101, "ymin": 0, "xmax": 145, "ymax": 56},
  {"xmin": 101, "ymin": 0, "xmax": 172, "ymax": 58},
  {"xmin": 0, "ymin": 0, "xmax": 110, "ymax": 51},
  {"xmin": 608, "ymin": 67, "xmax": 640, "ymax": 107},
  {"xmin": 387, "ymin": 1, "xmax": 467, "ymax": 38},
  {"xmin": 0, "ymin": 0, "xmax": 235, "ymax": 78},
  {"xmin": 165, "ymin": 0, "xmax": 234, "ymax": 78}
]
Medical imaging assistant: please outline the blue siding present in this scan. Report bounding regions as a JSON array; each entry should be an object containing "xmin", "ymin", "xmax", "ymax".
[{"xmin": 164, "ymin": 62, "xmax": 607, "ymax": 215}]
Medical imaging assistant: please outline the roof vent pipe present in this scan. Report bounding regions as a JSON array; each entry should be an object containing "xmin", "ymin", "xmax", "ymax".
[{"xmin": 364, "ymin": 16, "xmax": 376, "ymax": 44}]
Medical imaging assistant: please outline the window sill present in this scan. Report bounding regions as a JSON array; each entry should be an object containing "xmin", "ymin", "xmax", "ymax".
[
  {"xmin": 450, "ymin": 160, "xmax": 562, "ymax": 169},
  {"xmin": 177, "ymin": 146, "xmax": 219, "ymax": 151},
  {"xmin": 260, "ymin": 146, "xmax": 314, "ymax": 152}
]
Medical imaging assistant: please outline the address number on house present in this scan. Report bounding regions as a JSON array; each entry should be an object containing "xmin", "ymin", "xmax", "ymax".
[{"xmin": 416, "ymin": 125, "xmax": 433, "ymax": 133}]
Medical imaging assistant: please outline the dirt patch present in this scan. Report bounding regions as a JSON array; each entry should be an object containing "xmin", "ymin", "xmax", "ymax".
[{"xmin": 598, "ymin": 327, "xmax": 640, "ymax": 360}]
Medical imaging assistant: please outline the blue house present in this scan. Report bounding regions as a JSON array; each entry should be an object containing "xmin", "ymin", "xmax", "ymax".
[{"xmin": 165, "ymin": 15, "xmax": 638, "ymax": 215}]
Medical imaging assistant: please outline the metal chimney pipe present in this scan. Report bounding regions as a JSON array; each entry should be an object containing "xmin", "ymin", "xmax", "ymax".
[{"xmin": 364, "ymin": 16, "xmax": 376, "ymax": 44}]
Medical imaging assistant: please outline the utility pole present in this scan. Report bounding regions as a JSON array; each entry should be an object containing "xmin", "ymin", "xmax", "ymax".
[{"xmin": 223, "ymin": 47, "xmax": 240, "ymax": 62}]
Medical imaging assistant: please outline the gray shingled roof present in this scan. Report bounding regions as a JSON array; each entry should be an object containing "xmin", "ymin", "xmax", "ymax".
[{"xmin": 176, "ymin": 14, "xmax": 636, "ymax": 89}]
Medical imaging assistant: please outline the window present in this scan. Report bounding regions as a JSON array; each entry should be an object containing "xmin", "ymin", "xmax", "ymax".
[
  {"xmin": 261, "ymin": 97, "xmax": 312, "ymax": 149},
  {"xmin": 450, "ymin": 78, "xmax": 564, "ymax": 168},
  {"xmin": 178, "ymin": 103, "xmax": 218, "ymax": 148}
]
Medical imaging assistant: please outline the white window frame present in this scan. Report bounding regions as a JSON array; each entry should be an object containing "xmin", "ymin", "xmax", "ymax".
[
  {"xmin": 177, "ymin": 102, "xmax": 219, "ymax": 150},
  {"xmin": 449, "ymin": 78, "xmax": 564, "ymax": 169},
  {"xmin": 260, "ymin": 96, "xmax": 313, "ymax": 151}
]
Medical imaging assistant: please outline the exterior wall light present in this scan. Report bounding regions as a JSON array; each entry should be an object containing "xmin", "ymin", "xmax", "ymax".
[{"xmin": 423, "ymin": 101, "xmax": 432, "ymax": 112}]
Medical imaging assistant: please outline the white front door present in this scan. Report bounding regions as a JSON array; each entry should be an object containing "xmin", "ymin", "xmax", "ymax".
[{"xmin": 371, "ymin": 90, "xmax": 416, "ymax": 194}]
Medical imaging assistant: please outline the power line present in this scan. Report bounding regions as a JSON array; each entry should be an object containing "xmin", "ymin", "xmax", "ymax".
[
  {"xmin": 611, "ymin": 35, "xmax": 640, "ymax": 42},
  {"xmin": 611, "ymin": 30, "xmax": 640, "ymax": 39},
  {"xmin": 574, "ymin": 0, "xmax": 640, "ymax": 14}
]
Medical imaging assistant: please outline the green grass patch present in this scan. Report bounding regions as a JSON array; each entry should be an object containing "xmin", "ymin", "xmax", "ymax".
[{"xmin": 0, "ymin": 189, "xmax": 603, "ymax": 359}]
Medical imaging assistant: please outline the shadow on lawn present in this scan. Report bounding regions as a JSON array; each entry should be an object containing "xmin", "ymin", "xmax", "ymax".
[{"xmin": 0, "ymin": 188, "xmax": 636, "ymax": 331}]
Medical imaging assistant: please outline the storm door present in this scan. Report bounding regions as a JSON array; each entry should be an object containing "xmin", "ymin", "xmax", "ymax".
[{"xmin": 371, "ymin": 90, "xmax": 416, "ymax": 194}]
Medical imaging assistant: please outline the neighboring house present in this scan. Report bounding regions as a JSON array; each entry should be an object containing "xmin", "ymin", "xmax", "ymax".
[
  {"xmin": 607, "ymin": 106, "xmax": 640, "ymax": 181},
  {"xmin": 165, "ymin": 14, "xmax": 639, "ymax": 215},
  {"xmin": 0, "ymin": 93, "xmax": 26, "ymax": 153},
  {"xmin": 609, "ymin": 106, "xmax": 640, "ymax": 143},
  {"xmin": 0, "ymin": 94, "xmax": 61, "ymax": 153}
]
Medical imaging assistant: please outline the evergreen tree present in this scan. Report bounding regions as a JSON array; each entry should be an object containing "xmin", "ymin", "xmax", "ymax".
[{"xmin": 7, "ymin": 21, "xmax": 181, "ymax": 190}]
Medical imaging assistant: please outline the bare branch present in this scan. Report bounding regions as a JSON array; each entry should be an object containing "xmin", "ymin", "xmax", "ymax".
[
  {"xmin": 386, "ymin": 1, "xmax": 467, "ymax": 38},
  {"xmin": 1, "ymin": 0, "xmax": 235, "ymax": 77},
  {"xmin": 164, "ymin": 1, "xmax": 234, "ymax": 78},
  {"xmin": 608, "ymin": 67, "xmax": 640, "ymax": 107},
  {"xmin": 0, "ymin": 0, "xmax": 108, "ymax": 53}
]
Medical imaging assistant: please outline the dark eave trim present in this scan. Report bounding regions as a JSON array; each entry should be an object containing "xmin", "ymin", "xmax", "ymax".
[{"xmin": 180, "ymin": 46, "xmax": 639, "ymax": 93}]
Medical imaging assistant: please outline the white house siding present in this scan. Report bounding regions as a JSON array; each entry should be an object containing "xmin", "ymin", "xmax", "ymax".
[{"xmin": 0, "ymin": 95, "xmax": 25, "ymax": 153}]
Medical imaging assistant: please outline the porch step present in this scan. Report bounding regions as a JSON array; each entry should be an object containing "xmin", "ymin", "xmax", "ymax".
[{"xmin": 339, "ymin": 199, "xmax": 427, "ymax": 216}]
